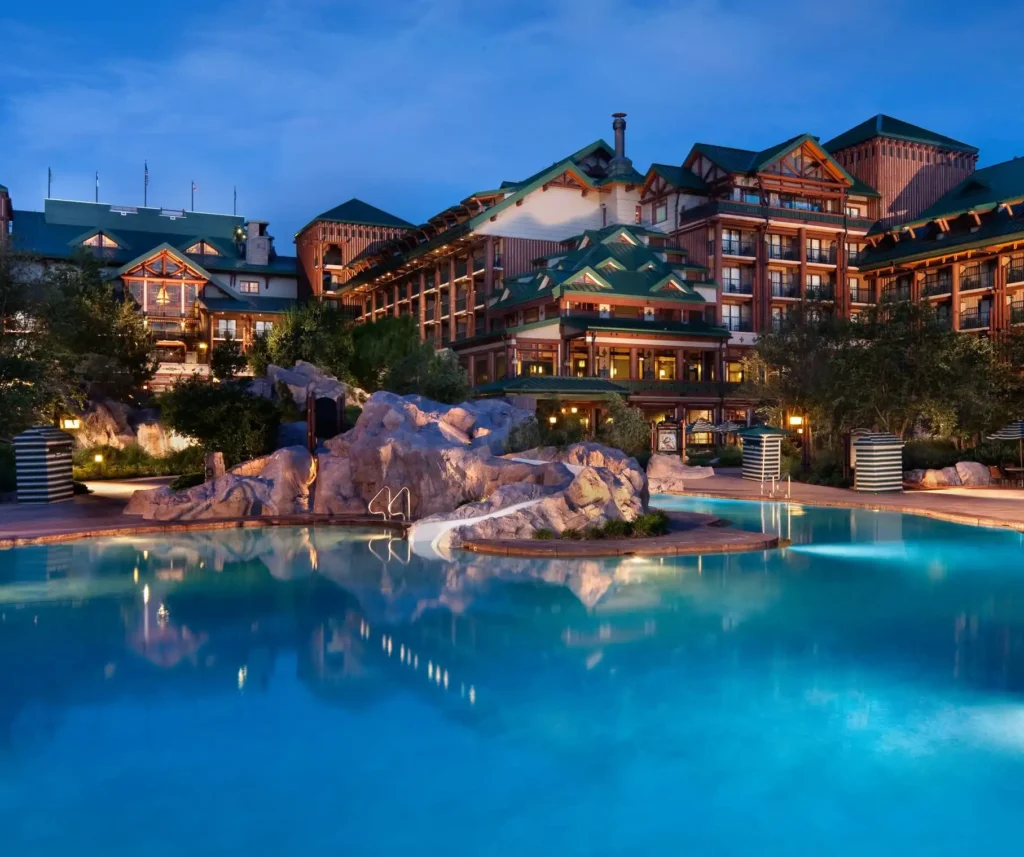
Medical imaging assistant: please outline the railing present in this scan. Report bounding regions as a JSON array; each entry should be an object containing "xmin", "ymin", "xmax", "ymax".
[
  {"xmin": 1010, "ymin": 300, "xmax": 1024, "ymax": 325},
  {"xmin": 961, "ymin": 267, "xmax": 995, "ymax": 291},
  {"xmin": 1008, "ymin": 261, "xmax": 1024, "ymax": 285},
  {"xmin": 847, "ymin": 250, "xmax": 862, "ymax": 265},
  {"xmin": 721, "ymin": 239, "xmax": 756, "ymax": 256},
  {"xmin": 936, "ymin": 314, "xmax": 953, "ymax": 329},
  {"xmin": 960, "ymin": 307, "xmax": 991, "ymax": 329},
  {"xmin": 771, "ymin": 282, "xmax": 800, "ymax": 298},
  {"xmin": 681, "ymin": 199, "xmax": 876, "ymax": 231},
  {"xmin": 849, "ymin": 288, "xmax": 874, "ymax": 304},
  {"xmin": 922, "ymin": 278, "xmax": 952, "ymax": 297},
  {"xmin": 723, "ymin": 318, "xmax": 753, "ymax": 332},
  {"xmin": 722, "ymin": 281, "xmax": 754, "ymax": 295},
  {"xmin": 768, "ymin": 245, "xmax": 798, "ymax": 261},
  {"xmin": 145, "ymin": 307, "xmax": 190, "ymax": 318},
  {"xmin": 454, "ymin": 261, "xmax": 468, "ymax": 280},
  {"xmin": 805, "ymin": 285, "xmax": 835, "ymax": 301},
  {"xmin": 806, "ymin": 247, "xmax": 836, "ymax": 264},
  {"xmin": 213, "ymin": 329, "xmax": 237, "ymax": 341},
  {"xmin": 617, "ymin": 380, "xmax": 744, "ymax": 397},
  {"xmin": 455, "ymin": 296, "xmax": 467, "ymax": 313},
  {"xmin": 881, "ymin": 285, "xmax": 911, "ymax": 302}
]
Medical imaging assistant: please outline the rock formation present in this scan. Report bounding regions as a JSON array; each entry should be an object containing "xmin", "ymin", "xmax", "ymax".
[
  {"xmin": 260, "ymin": 361, "xmax": 370, "ymax": 408},
  {"xmin": 124, "ymin": 391, "xmax": 648, "ymax": 540},
  {"xmin": 646, "ymin": 453, "xmax": 714, "ymax": 494},
  {"xmin": 904, "ymin": 462, "xmax": 991, "ymax": 489},
  {"xmin": 74, "ymin": 399, "xmax": 193, "ymax": 456}
]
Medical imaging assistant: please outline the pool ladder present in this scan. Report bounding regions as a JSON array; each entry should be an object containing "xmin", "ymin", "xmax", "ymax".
[
  {"xmin": 368, "ymin": 486, "xmax": 412, "ymax": 521},
  {"xmin": 760, "ymin": 475, "xmax": 791, "ymax": 499}
]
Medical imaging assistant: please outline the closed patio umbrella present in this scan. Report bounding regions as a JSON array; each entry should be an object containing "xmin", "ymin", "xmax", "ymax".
[{"xmin": 988, "ymin": 419, "xmax": 1024, "ymax": 467}]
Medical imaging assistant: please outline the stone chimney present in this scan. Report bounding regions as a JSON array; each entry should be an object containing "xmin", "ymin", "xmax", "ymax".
[
  {"xmin": 608, "ymin": 113, "xmax": 635, "ymax": 179},
  {"xmin": 245, "ymin": 220, "xmax": 270, "ymax": 266}
]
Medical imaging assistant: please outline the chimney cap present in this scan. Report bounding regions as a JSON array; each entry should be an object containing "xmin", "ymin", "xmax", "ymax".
[{"xmin": 612, "ymin": 112, "xmax": 627, "ymax": 118}]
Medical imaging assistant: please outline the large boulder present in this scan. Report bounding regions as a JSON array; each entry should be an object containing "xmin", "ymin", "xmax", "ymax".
[
  {"xmin": 264, "ymin": 361, "xmax": 369, "ymax": 407},
  {"xmin": 509, "ymin": 442, "xmax": 648, "ymax": 507},
  {"xmin": 646, "ymin": 453, "xmax": 714, "ymax": 494},
  {"xmin": 124, "ymin": 446, "xmax": 315, "ymax": 520},
  {"xmin": 955, "ymin": 460, "xmax": 991, "ymax": 487},
  {"xmin": 76, "ymin": 400, "xmax": 136, "ymax": 449}
]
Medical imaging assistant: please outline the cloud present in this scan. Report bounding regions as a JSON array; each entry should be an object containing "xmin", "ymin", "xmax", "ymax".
[{"xmin": 3, "ymin": 0, "xmax": 1024, "ymax": 241}]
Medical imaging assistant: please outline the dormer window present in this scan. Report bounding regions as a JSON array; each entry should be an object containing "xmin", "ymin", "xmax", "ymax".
[
  {"xmin": 83, "ymin": 233, "xmax": 118, "ymax": 248},
  {"xmin": 186, "ymin": 241, "xmax": 220, "ymax": 256}
]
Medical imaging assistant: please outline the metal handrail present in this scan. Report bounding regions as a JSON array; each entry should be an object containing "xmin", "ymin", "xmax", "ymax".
[
  {"xmin": 368, "ymin": 486, "xmax": 392, "ymax": 520},
  {"xmin": 388, "ymin": 487, "xmax": 411, "ymax": 521}
]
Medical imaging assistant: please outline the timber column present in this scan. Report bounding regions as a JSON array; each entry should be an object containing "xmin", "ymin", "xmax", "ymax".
[
  {"xmin": 712, "ymin": 221, "xmax": 724, "ymax": 324},
  {"xmin": 798, "ymin": 227, "xmax": 807, "ymax": 299},
  {"xmin": 951, "ymin": 264, "xmax": 961, "ymax": 331},
  {"xmin": 418, "ymin": 271, "xmax": 426, "ymax": 340},
  {"xmin": 449, "ymin": 258, "xmax": 457, "ymax": 343},
  {"xmin": 995, "ymin": 253, "xmax": 1008, "ymax": 331}
]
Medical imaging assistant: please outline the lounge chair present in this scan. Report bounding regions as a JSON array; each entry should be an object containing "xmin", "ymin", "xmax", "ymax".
[{"xmin": 989, "ymin": 465, "xmax": 1005, "ymax": 486}]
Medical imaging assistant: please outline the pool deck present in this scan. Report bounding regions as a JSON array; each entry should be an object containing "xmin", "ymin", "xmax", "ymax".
[
  {"xmin": 684, "ymin": 470, "xmax": 1024, "ymax": 532},
  {"xmin": 462, "ymin": 511, "xmax": 780, "ymax": 558},
  {"xmin": 3, "ymin": 470, "xmax": 1024, "ymax": 549}
]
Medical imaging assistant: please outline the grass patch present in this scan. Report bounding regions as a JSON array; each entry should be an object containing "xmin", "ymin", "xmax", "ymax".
[{"xmin": 531, "ymin": 511, "xmax": 671, "ymax": 541}]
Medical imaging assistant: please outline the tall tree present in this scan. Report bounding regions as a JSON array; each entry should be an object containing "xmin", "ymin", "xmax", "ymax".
[{"xmin": 249, "ymin": 301, "xmax": 353, "ymax": 379}]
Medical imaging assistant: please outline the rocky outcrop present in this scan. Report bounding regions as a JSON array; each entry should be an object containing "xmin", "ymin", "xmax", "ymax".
[
  {"xmin": 314, "ymin": 392, "xmax": 562, "ymax": 517},
  {"xmin": 509, "ymin": 442, "xmax": 649, "ymax": 505},
  {"xmin": 646, "ymin": 453, "xmax": 714, "ymax": 494},
  {"xmin": 124, "ymin": 446, "xmax": 316, "ymax": 520},
  {"xmin": 263, "ymin": 361, "xmax": 370, "ymax": 407},
  {"xmin": 904, "ymin": 462, "xmax": 991, "ymax": 489},
  {"xmin": 73, "ymin": 400, "xmax": 192, "ymax": 456}
]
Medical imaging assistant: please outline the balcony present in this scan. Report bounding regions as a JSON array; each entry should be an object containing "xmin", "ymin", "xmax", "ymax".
[
  {"xmin": 771, "ymin": 281, "xmax": 800, "ymax": 299},
  {"xmin": 618, "ymin": 379, "xmax": 744, "ymax": 397},
  {"xmin": 922, "ymin": 278, "xmax": 952, "ymax": 297},
  {"xmin": 454, "ymin": 261, "xmax": 468, "ymax": 280},
  {"xmin": 961, "ymin": 267, "xmax": 994, "ymax": 291},
  {"xmin": 724, "ymin": 318, "xmax": 753, "ymax": 332},
  {"xmin": 806, "ymin": 247, "xmax": 836, "ymax": 264},
  {"xmin": 1011, "ymin": 300, "xmax": 1024, "ymax": 325},
  {"xmin": 768, "ymin": 245, "xmax": 798, "ymax": 261},
  {"xmin": 721, "ymin": 238, "xmax": 756, "ymax": 256},
  {"xmin": 455, "ymin": 295, "xmax": 467, "ymax": 313},
  {"xmin": 849, "ymin": 288, "xmax": 874, "ymax": 305},
  {"xmin": 805, "ymin": 284, "xmax": 835, "ymax": 301},
  {"xmin": 960, "ymin": 307, "xmax": 991, "ymax": 329},
  {"xmin": 881, "ymin": 285, "xmax": 911, "ymax": 302},
  {"xmin": 722, "ymin": 281, "xmax": 754, "ymax": 295},
  {"xmin": 1008, "ymin": 261, "xmax": 1024, "ymax": 285},
  {"xmin": 681, "ymin": 199, "xmax": 876, "ymax": 231}
]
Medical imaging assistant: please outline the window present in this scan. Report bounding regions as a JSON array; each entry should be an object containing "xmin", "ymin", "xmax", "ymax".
[
  {"xmin": 255, "ymin": 321, "xmax": 273, "ymax": 335},
  {"xmin": 239, "ymin": 280, "xmax": 260, "ymax": 294},
  {"xmin": 609, "ymin": 349, "xmax": 631, "ymax": 379},
  {"xmin": 654, "ymin": 352, "xmax": 676, "ymax": 380},
  {"xmin": 215, "ymin": 319, "xmax": 237, "ymax": 340},
  {"xmin": 186, "ymin": 241, "xmax": 220, "ymax": 255},
  {"xmin": 722, "ymin": 267, "xmax": 741, "ymax": 290},
  {"xmin": 654, "ymin": 200, "xmax": 668, "ymax": 223},
  {"xmin": 722, "ymin": 303, "xmax": 750, "ymax": 332},
  {"xmin": 726, "ymin": 361, "xmax": 744, "ymax": 384},
  {"xmin": 634, "ymin": 204, "xmax": 642, "ymax": 224},
  {"xmin": 82, "ymin": 232, "xmax": 119, "ymax": 248},
  {"xmin": 846, "ymin": 205, "xmax": 862, "ymax": 218}
]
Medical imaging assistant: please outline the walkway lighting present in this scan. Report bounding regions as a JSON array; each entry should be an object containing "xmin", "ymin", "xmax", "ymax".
[{"xmin": 94, "ymin": 453, "xmax": 104, "ymax": 463}]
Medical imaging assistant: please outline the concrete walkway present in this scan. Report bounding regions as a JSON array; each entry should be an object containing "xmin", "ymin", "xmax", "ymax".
[{"xmin": 681, "ymin": 471, "xmax": 1024, "ymax": 532}]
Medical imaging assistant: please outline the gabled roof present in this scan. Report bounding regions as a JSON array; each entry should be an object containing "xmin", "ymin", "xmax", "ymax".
[
  {"xmin": 10, "ymin": 199, "xmax": 296, "ymax": 277},
  {"xmin": 300, "ymin": 198, "xmax": 415, "ymax": 234},
  {"xmin": 491, "ymin": 225, "xmax": 710, "ymax": 311},
  {"xmin": 822, "ymin": 114, "xmax": 978, "ymax": 155},
  {"xmin": 198, "ymin": 284, "xmax": 297, "ymax": 314},
  {"xmin": 908, "ymin": 158, "xmax": 1024, "ymax": 225},
  {"xmin": 645, "ymin": 163, "xmax": 709, "ymax": 194}
]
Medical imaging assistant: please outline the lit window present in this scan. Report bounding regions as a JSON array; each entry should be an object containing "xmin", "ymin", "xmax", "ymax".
[
  {"xmin": 239, "ymin": 280, "xmax": 260, "ymax": 294},
  {"xmin": 82, "ymin": 233, "xmax": 118, "ymax": 248},
  {"xmin": 215, "ymin": 319, "xmax": 237, "ymax": 339},
  {"xmin": 255, "ymin": 320, "xmax": 273, "ymax": 335},
  {"xmin": 186, "ymin": 241, "xmax": 220, "ymax": 255}
]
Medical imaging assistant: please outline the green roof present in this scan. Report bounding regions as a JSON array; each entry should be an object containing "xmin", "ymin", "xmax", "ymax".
[
  {"xmin": 647, "ymin": 163, "xmax": 708, "ymax": 193},
  {"xmin": 563, "ymin": 316, "xmax": 730, "ymax": 339},
  {"xmin": 822, "ymin": 114, "xmax": 977, "ymax": 155},
  {"xmin": 11, "ymin": 199, "xmax": 296, "ymax": 277},
  {"xmin": 473, "ymin": 376, "xmax": 627, "ymax": 398},
  {"xmin": 300, "ymin": 198, "xmax": 415, "ymax": 234},
  {"xmin": 491, "ymin": 225, "xmax": 708, "ymax": 311},
  {"xmin": 858, "ymin": 158, "xmax": 1024, "ymax": 268},
  {"xmin": 688, "ymin": 133, "xmax": 877, "ymax": 197},
  {"xmin": 335, "ymin": 140, "xmax": 619, "ymax": 293},
  {"xmin": 198, "ymin": 289, "xmax": 297, "ymax": 314}
]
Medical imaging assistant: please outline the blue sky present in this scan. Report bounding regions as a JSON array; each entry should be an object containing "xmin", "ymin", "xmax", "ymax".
[{"xmin": 3, "ymin": 0, "xmax": 1024, "ymax": 247}]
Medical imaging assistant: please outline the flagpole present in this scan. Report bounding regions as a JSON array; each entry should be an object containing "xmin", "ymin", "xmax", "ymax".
[
  {"xmin": 144, "ymin": 161, "xmax": 149, "ymax": 206},
  {"xmin": 95, "ymin": 171, "xmax": 99, "ymax": 203},
  {"xmin": 233, "ymin": 186, "xmax": 237, "ymax": 216},
  {"xmin": 47, "ymin": 167, "xmax": 51, "ymax": 199},
  {"xmin": 191, "ymin": 182, "xmax": 195, "ymax": 212}
]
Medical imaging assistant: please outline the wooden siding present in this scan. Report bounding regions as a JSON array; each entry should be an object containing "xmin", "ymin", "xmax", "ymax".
[
  {"xmin": 502, "ymin": 237, "xmax": 566, "ymax": 277},
  {"xmin": 833, "ymin": 140, "xmax": 976, "ymax": 227},
  {"xmin": 295, "ymin": 221, "xmax": 411, "ymax": 297},
  {"xmin": 675, "ymin": 226, "xmax": 708, "ymax": 267}
]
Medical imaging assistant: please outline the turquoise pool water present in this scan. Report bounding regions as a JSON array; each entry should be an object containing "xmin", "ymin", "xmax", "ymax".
[{"xmin": 2, "ymin": 499, "xmax": 1024, "ymax": 855}]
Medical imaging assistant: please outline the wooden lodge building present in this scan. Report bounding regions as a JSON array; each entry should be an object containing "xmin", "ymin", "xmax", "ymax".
[{"xmin": 3, "ymin": 193, "xmax": 299, "ymax": 388}]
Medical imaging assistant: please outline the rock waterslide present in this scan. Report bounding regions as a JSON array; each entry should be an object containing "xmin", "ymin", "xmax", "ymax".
[{"xmin": 124, "ymin": 392, "xmax": 650, "ymax": 542}]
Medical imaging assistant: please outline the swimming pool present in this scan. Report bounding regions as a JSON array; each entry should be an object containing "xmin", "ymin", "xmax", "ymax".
[{"xmin": 2, "ymin": 498, "xmax": 1024, "ymax": 855}]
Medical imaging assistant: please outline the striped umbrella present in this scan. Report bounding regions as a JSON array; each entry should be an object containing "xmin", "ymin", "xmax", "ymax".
[
  {"xmin": 686, "ymin": 419, "xmax": 717, "ymax": 435},
  {"xmin": 713, "ymin": 420, "xmax": 744, "ymax": 434},
  {"xmin": 988, "ymin": 419, "xmax": 1024, "ymax": 467}
]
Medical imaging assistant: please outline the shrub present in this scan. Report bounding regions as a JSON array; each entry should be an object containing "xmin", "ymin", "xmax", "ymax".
[
  {"xmin": 631, "ymin": 511, "xmax": 670, "ymax": 537},
  {"xmin": 533, "ymin": 528, "xmax": 556, "ymax": 540},
  {"xmin": 715, "ymin": 444, "xmax": 743, "ymax": 467},
  {"xmin": 505, "ymin": 418, "xmax": 542, "ymax": 454},
  {"xmin": 159, "ymin": 376, "xmax": 281, "ymax": 466},
  {"xmin": 419, "ymin": 350, "xmax": 470, "ymax": 404},
  {"xmin": 804, "ymin": 451, "xmax": 849, "ymax": 488},
  {"xmin": 71, "ymin": 444, "xmax": 205, "ymax": 481},
  {"xmin": 601, "ymin": 519, "xmax": 634, "ymax": 539},
  {"xmin": 598, "ymin": 394, "xmax": 650, "ymax": 458},
  {"xmin": 903, "ymin": 439, "xmax": 960, "ymax": 471},
  {"xmin": 687, "ymin": 451, "xmax": 715, "ymax": 467},
  {"xmin": 561, "ymin": 528, "xmax": 583, "ymax": 540},
  {"xmin": 344, "ymin": 404, "xmax": 362, "ymax": 429}
]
